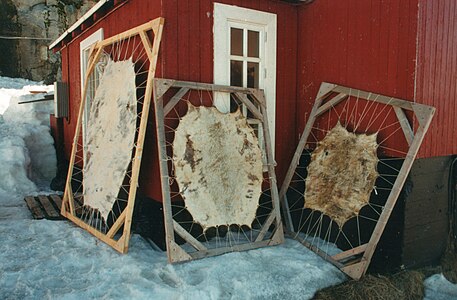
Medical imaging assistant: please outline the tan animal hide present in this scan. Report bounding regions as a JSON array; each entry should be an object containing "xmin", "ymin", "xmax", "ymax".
[{"xmin": 172, "ymin": 104, "xmax": 263, "ymax": 231}]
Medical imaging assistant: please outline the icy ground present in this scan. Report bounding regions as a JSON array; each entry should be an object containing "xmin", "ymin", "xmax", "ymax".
[
  {"xmin": 0, "ymin": 76, "xmax": 456, "ymax": 299},
  {"xmin": 424, "ymin": 274, "xmax": 457, "ymax": 300}
]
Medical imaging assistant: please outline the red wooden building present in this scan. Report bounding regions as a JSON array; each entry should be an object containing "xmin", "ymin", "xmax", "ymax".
[{"xmin": 50, "ymin": 0, "xmax": 457, "ymax": 271}]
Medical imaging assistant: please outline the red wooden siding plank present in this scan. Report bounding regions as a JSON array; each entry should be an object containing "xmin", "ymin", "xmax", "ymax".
[
  {"xmin": 406, "ymin": 0, "xmax": 417, "ymax": 101},
  {"xmin": 429, "ymin": 0, "xmax": 439, "ymax": 158},
  {"xmin": 396, "ymin": 0, "xmax": 410, "ymax": 99},
  {"xmin": 451, "ymin": 0, "xmax": 457, "ymax": 154},
  {"xmin": 440, "ymin": 0, "xmax": 451, "ymax": 156},
  {"xmin": 369, "ymin": 0, "xmax": 381, "ymax": 93},
  {"xmin": 433, "ymin": 0, "xmax": 444, "ymax": 157},
  {"xmin": 387, "ymin": 0, "xmax": 400, "ymax": 96},
  {"xmin": 178, "ymin": 0, "xmax": 190, "ymax": 81},
  {"xmin": 200, "ymin": 0, "xmax": 212, "ymax": 83},
  {"xmin": 189, "ymin": 0, "xmax": 201, "ymax": 82}
]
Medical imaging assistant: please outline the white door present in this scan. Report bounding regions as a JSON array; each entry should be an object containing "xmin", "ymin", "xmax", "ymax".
[
  {"xmin": 80, "ymin": 28, "xmax": 104, "ymax": 142},
  {"xmin": 214, "ymin": 3, "xmax": 277, "ymax": 156}
]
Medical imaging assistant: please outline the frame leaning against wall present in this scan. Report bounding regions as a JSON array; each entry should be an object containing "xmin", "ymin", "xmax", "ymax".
[
  {"xmin": 61, "ymin": 18, "xmax": 164, "ymax": 254},
  {"xmin": 153, "ymin": 79, "xmax": 284, "ymax": 263},
  {"xmin": 279, "ymin": 82, "xmax": 435, "ymax": 280}
]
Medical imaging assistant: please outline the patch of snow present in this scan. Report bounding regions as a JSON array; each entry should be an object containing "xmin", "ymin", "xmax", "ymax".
[
  {"xmin": 0, "ymin": 76, "xmax": 36, "ymax": 90},
  {"xmin": 0, "ymin": 76, "xmax": 349, "ymax": 299},
  {"xmin": 0, "ymin": 220, "xmax": 346, "ymax": 299},
  {"xmin": 0, "ymin": 76, "xmax": 56, "ymax": 194},
  {"xmin": 424, "ymin": 273, "xmax": 457, "ymax": 300},
  {"xmin": 3, "ymin": 85, "xmax": 54, "ymax": 126},
  {"xmin": 1, "ymin": 75, "xmax": 453, "ymax": 299}
]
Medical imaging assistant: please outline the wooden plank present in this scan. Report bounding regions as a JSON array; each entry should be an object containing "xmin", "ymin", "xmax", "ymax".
[
  {"xmin": 315, "ymin": 93, "xmax": 348, "ymax": 117},
  {"xmin": 63, "ymin": 211, "xmax": 123, "ymax": 253},
  {"xmin": 49, "ymin": 194, "xmax": 63, "ymax": 211},
  {"xmin": 292, "ymin": 232, "xmax": 344, "ymax": 269},
  {"xmin": 107, "ymin": 210, "xmax": 126, "ymax": 238},
  {"xmin": 37, "ymin": 195, "xmax": 60, "ymax": 218},
  {"xmin": 281, "ymin": 194, "xmax": 294, "ymax": 233},
  {"xmin": 98, "ymin": 19, "xmax": 158, "ymax": 47},
  {"xmin": 189, "ymin": 240, "xmax": 272, "ymax": 260},
  {"xmin": 279, "ymin": 82, "xmax": 331, "ymax": 231},
  {"xmin": 234, "ymin": 92, "xmax": 263, "ymax": 121},
  {"xmin": 24, "ymin": 196, "xmax": 44, "ymax": 219},
  {"xmin": 341, "ymin": 260, "xmax": 367, "ymax": 280},
  {"xmin": 281, "ymin": 82, "xmax": 436, "ymax": 279},
  {"xmin": 139, "ymin": 31, "xmax": 154, "ymax": 63},
  {"xmin": 153, "ymin": 82, "xmax": 177, "ymax": 263},
  {"xmin": 60, "ymin": 18, "xmax": 164, "ymax": 255},
  {"xmin": 120, "ymin": 18, "xmax": 164, "ymax": 253},
  {"xmin": 332, "ymin": 85, "xmax": 414, "ymax": 111},
  {"xmin": 331, "ymin": 243, "xmax": 367, "ymax": 261},
  {"xmin": 173, "ymin": 220, "xmax": 207, "ymax": 251},
  {"xmin": 163, "ymin": 87, "xmax": 189, "ymax": 116},
  {"xmin": 316, "ymin": 83, "xmax": 338, "ymax": 100},
  {"xmin": 167, "ymin": 80, "xmax": 258, "ymax": 95},
  {"xmin": 269, "ymin": 222, "xmax": 284, "ymax": 246},
  {"xmin": 255, "ymin": 212, "xmax": 275, "ymax": 242},
  {"xmin": 168, "ymin": 240, "xmax": 193, "ymax": 263},
  {"xmin": 258, "ymin": 92, "xmax": 284, "ymax": 244},
  {"xmin": 360, "ymin": 100, "xmax": 435, "ymax": 278},
  {"xmin": 412, "ymin": 103, "xmax": 436, "ymax": 128},
  {"xmin": 148, "ymin": 18, "xmax": 164, "ymax": 78},
  {"xmin": 155, "ymin": 82, "xmax": 284, "ymax": 263},
  {"xmin": 393, "ymin": 107, "xmax": 414, "ymax": 146}
]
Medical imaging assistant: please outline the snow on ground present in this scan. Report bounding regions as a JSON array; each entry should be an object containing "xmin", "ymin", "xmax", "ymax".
[
  {"xmin": 0, "ymin": 76, "xmax": 55, "ymax": 196},
  {"xmin": 0, "ymin": 76, "xmax": 346, "ymax": 299},
  {"xmin": 1, "ymin": 75, "xmax": 455, "ymax": 299},
  {"xmin": 424, "ymin": 274, "xmax": 457, "ymax": 300},
  {"xmin": 0, "ymin": 222, "xmax": 346, "ymax": 299}
]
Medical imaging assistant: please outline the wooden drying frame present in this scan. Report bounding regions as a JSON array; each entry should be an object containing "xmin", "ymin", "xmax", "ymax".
[
  {"xmin": 61, "ymin": 18, "xmax": 164, "ymax": 254},
  {"xmin": 279, "ymin": 82, "xmax": 435, "ymax": 280},
  {"xmin": 153, "ymin": 79, "xmax": 284, "ymax": 263}
]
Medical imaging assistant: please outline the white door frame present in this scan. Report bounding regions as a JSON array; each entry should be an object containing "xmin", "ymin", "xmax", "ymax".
[
  {"xmin": 213, "ymin": 3, "xmax": 277, "ymax": 155},
  {"xmin": 80, "ymin": 28, "xmax": 104, "ymax": 141}
]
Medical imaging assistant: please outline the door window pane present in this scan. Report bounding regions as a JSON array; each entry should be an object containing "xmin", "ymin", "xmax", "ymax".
[
  {"xmin": 248, "ymin": 30, "xmax": 260, "ymax": 58},
  {"xmin": 230, "ymin": 60, "xmax": 243, "ymax": 87},
  {"xmin": 247, "ymin": 62, "xmax": 259, "ymax": 88},
  {"xmin": 230, "ymin": 28, "xmax": 243, "ymax": 56}
]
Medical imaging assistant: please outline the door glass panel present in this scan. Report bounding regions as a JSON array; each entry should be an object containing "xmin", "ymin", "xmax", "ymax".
[
  {"xmin": 247, "ymin": 62, "xmax": 259, "ymax": 88},
  {"xmin": 230, "ymin": 28, "xmax": 243, "ymax": 56},
  {"xmin": 230, "ymin": 60, "xmax": 243, "ymax": 87},
  {"xmin": 248, "ymin": 30, "xmax": 260, "ymax": 58}
]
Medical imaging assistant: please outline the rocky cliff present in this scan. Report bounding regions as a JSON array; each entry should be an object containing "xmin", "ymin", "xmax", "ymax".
[{"xmin": 0, "ymin": 0, "xmax": 97, "ymax": 83}]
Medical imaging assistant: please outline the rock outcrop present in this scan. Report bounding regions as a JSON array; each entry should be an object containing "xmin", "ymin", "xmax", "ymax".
[{"xmin": 0, "ymin": 0, "xmax": 97, "ymax": 82}]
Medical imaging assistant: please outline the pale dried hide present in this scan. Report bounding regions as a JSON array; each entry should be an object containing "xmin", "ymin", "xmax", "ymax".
[
  {"xmin": 172, "ymin": 104, "xmax": 263, "ymax": 231},
  {"xmin": 83, "ymin": 58, "xmax": 137, "ymax": 221},
  {"xmin": 304, "ymin": 123, "xmax": 378, "ymax": 228}
]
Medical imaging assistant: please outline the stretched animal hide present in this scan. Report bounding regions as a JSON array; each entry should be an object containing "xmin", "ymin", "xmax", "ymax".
[
  {"xmin": 83, "ymin": 58, "xmax": 137, "ymax": 221},
  {"xmin": 305, "ymin": 123, "xmax": 378, "ymax": 228},
  {"xmin": 173, "ymin": 104, "xmax": 263, "ymax": 231}
]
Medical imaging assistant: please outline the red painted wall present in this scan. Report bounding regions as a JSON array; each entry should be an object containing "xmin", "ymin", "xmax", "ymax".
[
  {"xmin": 296, "ymin": 0, "xmax": 419, "ymax": 155},
  {"xmin": 60, "ymin": 0, "xmax": 298, "ymax": 201},
  {"xmin": 297, "ymin": 0, "xmax": 457, "ymax": 159},
  {"xmin": 415, "ymin": 0, "xmax": 457, "ymax": 158},
  {"xmin": 59, "ymin": 0, "xmax": 457, "ymax": 202}
]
